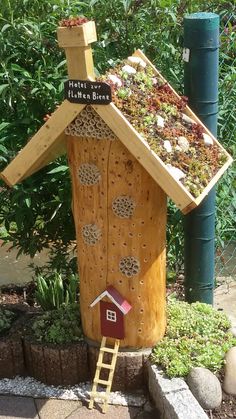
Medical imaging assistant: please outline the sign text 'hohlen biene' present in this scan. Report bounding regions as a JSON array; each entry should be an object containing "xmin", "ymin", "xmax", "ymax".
[{"xmin": 64, "ymin": 80, "xmax": 112, "ymax": 104}]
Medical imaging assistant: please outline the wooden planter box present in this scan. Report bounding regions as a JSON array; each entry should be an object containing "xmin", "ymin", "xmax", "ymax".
[
  {"xmin": 24, "ymin": 339, "xmax": 89, "ymax": 386},
  {"xmin": 0, "ymin": 311, "xmax": 26, "ymax": 379}
]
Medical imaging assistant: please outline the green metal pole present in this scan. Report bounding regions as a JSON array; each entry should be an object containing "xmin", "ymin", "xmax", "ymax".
[{"xmin": 183, "ymin": 12, "xmax": 219, "ymax": 304}]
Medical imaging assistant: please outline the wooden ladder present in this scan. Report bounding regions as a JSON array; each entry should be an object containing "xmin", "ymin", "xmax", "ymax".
[{"xmin": 89, "ymin": 336, "xmax": 120, "ymax": 413}]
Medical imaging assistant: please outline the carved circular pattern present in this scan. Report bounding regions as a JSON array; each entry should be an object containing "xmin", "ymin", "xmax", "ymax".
[
  {"xmin": 78, "ymin": 163, "xmax": 101, "ymax": 186},
  {"xmin": 81, "ymin": 224, "xmax": 102, "ymax": 246},
  {"xmin": 119, "ymin": 256, "xmax": 140, "ymax": 278},
  {"xmin": 112, "ymin": 196, "xmax": 136, "ymax": 218}
]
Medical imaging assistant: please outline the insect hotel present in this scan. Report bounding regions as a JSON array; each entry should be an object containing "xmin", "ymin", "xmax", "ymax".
[{"xmin": 0, "ymin": 18, "xmax": 232, "ymax": 410}]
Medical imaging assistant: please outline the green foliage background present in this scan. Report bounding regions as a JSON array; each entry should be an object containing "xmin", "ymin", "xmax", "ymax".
[{"xmin": 0, "ymin": 0, "xmax": 235, "ymax": 273}]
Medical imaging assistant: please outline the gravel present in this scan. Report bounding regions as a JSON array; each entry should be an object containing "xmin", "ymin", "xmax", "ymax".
[{"xmin": 0, "ymin": 376, "xmax": 146, "ymax": 407}]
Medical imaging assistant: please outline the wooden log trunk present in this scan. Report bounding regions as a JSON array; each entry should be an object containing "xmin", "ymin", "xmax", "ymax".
[{"xmin": 67, "ymin": 131, "xmax": 167, "ymax": 349}]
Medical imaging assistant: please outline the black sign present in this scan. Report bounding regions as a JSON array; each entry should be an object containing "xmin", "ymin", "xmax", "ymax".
[{"xmin": 64, "ymin": 80, "xmax": 112, "ymax": 104}]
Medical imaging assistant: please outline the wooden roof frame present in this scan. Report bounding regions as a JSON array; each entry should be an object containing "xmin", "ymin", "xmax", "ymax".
[{"xmin": 0, "ymin": 50, "xmax": 232, "ymax": 214}]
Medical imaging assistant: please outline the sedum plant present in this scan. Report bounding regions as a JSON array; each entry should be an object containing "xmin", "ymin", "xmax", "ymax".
[
  {"xmin": 31, "ymin": 304, "xmax": 82, "ymax": 345},
  {"xmin": 152, "ymin": 300, "xmax": 236, "ymax": 378},
  {"xmin": 0, "ymin": 308, "xmax": 16, "ymax": 335},
  {"xmin": 35, "ymin": 272, "xmax": 78, "ymax": 311}
]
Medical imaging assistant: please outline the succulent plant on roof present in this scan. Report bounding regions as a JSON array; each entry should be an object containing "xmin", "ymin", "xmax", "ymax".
[{"xmin": 99, "ymin": 59, "xmax": 228, "ymax": 198}]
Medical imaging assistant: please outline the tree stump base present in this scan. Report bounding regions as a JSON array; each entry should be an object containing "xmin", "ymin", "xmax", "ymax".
[{"xmin": 88, "ymin": 344, "xmax": 151, "ymax": 392}]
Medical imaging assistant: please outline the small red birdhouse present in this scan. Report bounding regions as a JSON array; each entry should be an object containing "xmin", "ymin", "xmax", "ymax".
[{"xmin": 90, "ymin": 286, "xmax": 132, "ymax": 340}]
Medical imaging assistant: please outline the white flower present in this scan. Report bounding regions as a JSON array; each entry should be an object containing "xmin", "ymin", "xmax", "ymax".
[
  {"xmin": 108, "ymin": 74, "xmax": 122, "ymax": 87},
  {"xmin": 177, "ymin": 136, "xmax": 189, "ymax": 152},
  {"xmin": 166, "ymin": 164, "xmax": 186, "ymax": 181},
  {"xmin": 203, "ymin": 133, "xmax": 213, "ymax": 145},
  {"xmin": 182, "ymin": 113, "xmax": 196, "ymax": 125},
  {"xmin": 156, "ymin": 115, "xmax": 165, "ymax": 128},
  {"xmin": 122, "ymin": 65, "xmax": 137, "ymax": 75},
  {"xmin": 127, "ymin": 56, "xmax": 146, "ymax": 68},
  {"xmin": 163, "ymin": 140, "xmax": 172, "ymax": 153},
  {"xmin": 151, "ymin": 77, "xmax": 158, "ymax": 85}
]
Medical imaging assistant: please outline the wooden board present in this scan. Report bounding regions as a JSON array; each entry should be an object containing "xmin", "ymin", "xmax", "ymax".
[
  {"xmin": 67, "ymin": 133, "xmax": 166, "ymax": 348},
  {"xmin": 65, "ymin": 47, "xmax": 95, "ymax": 80},
  {"xmin": 57, "ymin": 21, "xmax": 97, "ymax": 48},
  {"xmin": 0, "ymin": 101, "xmax": 85, "ymax": 186}
]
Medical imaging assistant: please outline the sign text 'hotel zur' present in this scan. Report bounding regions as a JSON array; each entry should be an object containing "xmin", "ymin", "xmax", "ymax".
[{"xmin": 64, "ymin": 80, "xmax": 112, "ymax": 104}]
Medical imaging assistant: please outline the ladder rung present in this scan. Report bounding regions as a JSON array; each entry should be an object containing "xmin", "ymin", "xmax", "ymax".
[
  {"xmin": 97, "ymin": 362, "xmax": 113, "ymax": 370},
  {"xmin": 100, "ymin": 346, "xmax": 116, "ymax": 353},
  {"xmin": 90, "ymin": 393, "xmax": 108, "ymax": 400},
  {"xmin": 94, "ymin": 378, "xmax": 111, "ymax": 386}
]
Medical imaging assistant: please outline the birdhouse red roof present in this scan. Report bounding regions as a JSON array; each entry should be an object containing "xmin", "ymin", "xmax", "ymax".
[{"xmin": 90, "ymin": 285, "xmax": 132, "ymax": 315}]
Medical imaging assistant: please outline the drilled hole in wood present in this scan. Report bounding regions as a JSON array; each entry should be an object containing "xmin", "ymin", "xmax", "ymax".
[
  {"xmin": 138, "ymin": 233, "xmax": 142, "ymax": 237},
  {"xmin": 140, "ymin": 309, "xmax": 144, "ymax": 313},
  {"xmin": 123, "ymin": 243, "xmax": 127, "ymax": 247},
  {"xmin": 119, "ymin": 279, "xmax": 123, "ymax": 284},
  {"xmin": 142, "ymin": 244, "xmax": 146, "ymax": 248},
  {"xmin": 131, "ymin": 286, "xmax": 135, "ymax": 291},
  {"xmin": 112, "ymin": 242, "xmax": 115, "ymax": 246},
  {"xmin": 128, "ymin": 232, "xmax": 133, "ymax": 237},
  {"xmin": 144, "ymin": 258, "xmax": 148, "ymax": 263},
  {"xmin": 138, "ymin": 329, "xmax": 142, "ymax": 333},
  {"xmin": 141, "ymin": 221, "xmax": 145, "ymax": 225},
  {"xmin": 140, "ymin": 280, "xmax": 144, "ymax": 285},
  {"xmin": 138, "ymin": 295, "xmax": 141, "ymax": 299}
]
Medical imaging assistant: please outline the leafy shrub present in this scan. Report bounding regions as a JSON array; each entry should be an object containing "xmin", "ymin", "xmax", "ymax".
[
  {"xmin": 35, "ymin": 272, "xmax": 78, "ymax": 311},
  {"xmin": 152, "ymin": 300, "xmax": 236, "ymax": 378},
  {"xmin": 0, "ymin": 0, "xmax": 235, "ymax": 275},
  {"xmin": 31, "ymin": 304, "xmax": 82, "ymax": 345},
  {"xmin": 0, "ymin": 308, "xmax": 16, "ymax": 335}
]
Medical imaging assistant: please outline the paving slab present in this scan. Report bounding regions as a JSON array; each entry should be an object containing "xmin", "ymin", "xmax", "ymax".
[
  {"xmin": 214, "ymin": 281, "xmax": 236, "ymax": 328},
  {"xmin": 67, "ymin": 404, "xmax": 142, "ymax": 418},
  {"xmin": 0, "ymin": 395, "xmax": 39, "ymax": 419},
  {"xmin": 35, "ymin": 399, "xmax": 82, "ymax": 419}
]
